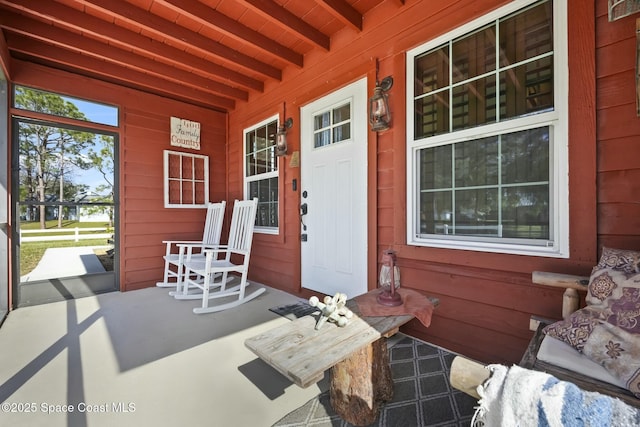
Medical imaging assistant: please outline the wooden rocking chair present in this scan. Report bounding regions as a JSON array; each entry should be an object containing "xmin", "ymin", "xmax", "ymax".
[
  {"xmin": 175, "ymin": 198, "xmax": 265, "ymax": 314},
  {"xmin": 155, "ymin": 201, "xmax": 226, "ymax": 294}
]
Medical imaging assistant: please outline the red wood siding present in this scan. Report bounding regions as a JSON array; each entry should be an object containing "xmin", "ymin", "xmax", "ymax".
[
  {"xmin": 228, "ymin": 0, "xmax": 598, "ymax": 365},
  {"xmin": 595, "ymin": 2, "xmax": 640, "ymax": 252},
  {"xmin": 11, "ymin": 61, "xmax": 227, "ymax": 292}
]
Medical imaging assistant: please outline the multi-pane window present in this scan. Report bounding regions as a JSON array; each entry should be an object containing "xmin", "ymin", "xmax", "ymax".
[
  {"xmin": 313, "ymin": 102, "xmax": 351, "ymax": 148},
  {"xmin": 407, "ymin": 0, "xmax": 568, "ymax": 257},
  {"xmin": 244, "ymin": 117, "xmax": 279, "ymax": 232},
  {"xmin": 164, "ymin": 150, "xmax": 209, "ymax": 208}
]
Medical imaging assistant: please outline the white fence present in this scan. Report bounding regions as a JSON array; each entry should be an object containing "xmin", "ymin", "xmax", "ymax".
[{"xmin": 20, "ymin": 227, "xmax": 112, "ymax": 243}]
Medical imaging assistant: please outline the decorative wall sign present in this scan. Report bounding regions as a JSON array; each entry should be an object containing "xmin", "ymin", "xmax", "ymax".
[
  {"xmin": 288, "ymin": 150, "xmax": 300, "ymax": 168},
  {"xmin": 170, "ymin": 116, "xmax": 201, "ymax": 150}
]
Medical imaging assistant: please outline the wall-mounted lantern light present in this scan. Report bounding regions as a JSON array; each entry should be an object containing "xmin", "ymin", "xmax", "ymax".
[
  {"xmin": 369, "ymin": 76, "xmax": 393, "ymax": 132},
  {"xmin": 276, "ymin": 117, "xmax": 293, "ymax": 157},
  {"xmin": 608, "ymin": 0, "xmax": 640, "ymax": 21}
]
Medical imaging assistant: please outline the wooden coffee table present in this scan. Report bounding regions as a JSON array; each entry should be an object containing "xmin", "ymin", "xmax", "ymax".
[{"xmin": 245, "ymin": 289, "xmax": 437, "ymax": 426}]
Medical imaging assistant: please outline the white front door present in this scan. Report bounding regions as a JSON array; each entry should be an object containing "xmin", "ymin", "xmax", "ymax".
[{"xmin": 300, "ymin": 78, "xmax": 368, "ymax": 297}]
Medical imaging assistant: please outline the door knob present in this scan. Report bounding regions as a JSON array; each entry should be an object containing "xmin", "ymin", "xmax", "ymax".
[{"xmin": 300, "ymin": 203, "xmax": 308, "ymax": 231}]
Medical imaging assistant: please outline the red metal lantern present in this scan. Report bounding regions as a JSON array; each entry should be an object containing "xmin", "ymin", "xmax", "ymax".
[
  {"xmin": 368, "ymin": 76, "xmax": 393, "ymax": 132},
  {"xmin": 276, "ymin": 117, "xmax": 293, "ymax": 157},
  {"xmin": 377, "ymin": 249, "xmax": 403, "ymax": 306},
  {"xmin": 275, "ymin": 125, "xmax": 288, "ymax": 156}
]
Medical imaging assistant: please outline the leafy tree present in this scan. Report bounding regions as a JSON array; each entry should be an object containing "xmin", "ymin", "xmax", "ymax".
[
  {"xmin": 81, "ymin": 135, "xmax": 115, "ymax": 227},
  {"xmin": 15, "ymin": 87, "xmax": 95, "ymax": 228}
]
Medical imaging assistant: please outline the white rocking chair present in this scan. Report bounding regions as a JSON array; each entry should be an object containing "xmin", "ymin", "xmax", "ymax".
[
  {"xmin": 155, "ymin": 201, "xmax": 226, "ymax": 294},
  {"xmin": 176, "ymin": 198, "xmax": 265, "ymax": 314}
]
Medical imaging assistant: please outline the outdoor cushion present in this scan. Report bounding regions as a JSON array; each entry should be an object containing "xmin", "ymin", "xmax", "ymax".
[
  {"xmin": 543, "ymin": 247, "xmax": 640, "ymax": 396},
  {"xmin": 537, "ymin": 334, "xmax": 626, "ymax": 389}
]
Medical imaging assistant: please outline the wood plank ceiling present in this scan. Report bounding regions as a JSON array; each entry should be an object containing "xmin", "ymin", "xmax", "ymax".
[{"xmin": 0, "ymin": 0, "xmax": 394, "ymax": 112}]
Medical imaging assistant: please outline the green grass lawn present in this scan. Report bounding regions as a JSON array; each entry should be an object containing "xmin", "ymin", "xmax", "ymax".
[{"xmin": 20, "ymin": 221, "xmax": 114, "ymax": 276}]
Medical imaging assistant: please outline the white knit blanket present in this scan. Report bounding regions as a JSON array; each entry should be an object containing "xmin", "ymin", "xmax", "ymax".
[{"xmin": 474, "ymin": 365, "xmax": 640, "ymax": 427}]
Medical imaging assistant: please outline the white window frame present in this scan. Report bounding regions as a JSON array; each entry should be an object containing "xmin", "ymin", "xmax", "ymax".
[
  {"xmin": 406, "ymin": 0, "xmax": 569, "ymax": 258},
  {"xmin": 243, "ymin": 115, "xmax": 280, "ymax": 235},
  {"xmin": 163, "ymin": 150, "xmax": 209, "ymax": 208}
]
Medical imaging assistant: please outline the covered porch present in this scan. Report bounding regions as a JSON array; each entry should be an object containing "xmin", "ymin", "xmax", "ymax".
[
  {"xmin": 1, "ymin": 0, "xmax": 640, "ymax": 424},
  {"xmin": 0, "ymin": 283, "xmax": 476, "ymax": 426}
]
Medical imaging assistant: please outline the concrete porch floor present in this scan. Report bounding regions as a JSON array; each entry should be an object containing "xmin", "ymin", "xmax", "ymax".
[{"xmin": 0, "ymin": 283, "xmax": 329, "ymax": 427}]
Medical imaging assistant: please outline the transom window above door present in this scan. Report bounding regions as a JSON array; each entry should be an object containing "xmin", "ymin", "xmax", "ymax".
[
  {"xmin": 406, "ymin": 0, "xmax": 569, "ymax": 258},
  {"xmin": 313, "ymin": 102, "xmax": 351, "ymax": 148}
]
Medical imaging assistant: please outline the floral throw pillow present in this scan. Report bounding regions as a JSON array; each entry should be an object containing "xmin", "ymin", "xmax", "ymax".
[
  {"xmin": 594, "ymin": 247, "xmax": 640, "ymax": 274},
  {"xmin": 543, "ymin": 308, "xmax": 602, "ymax": 351},
  {"xmin": 605, "ymin": 287, "xmax": 640, "ymax": 334},
  {"xmin": 581, "ymin": 322, "xmax": 640, "ymax": 397},
  {"xmin": 586, "ymin": 247, "xmax": 640, "ymax": 308}
]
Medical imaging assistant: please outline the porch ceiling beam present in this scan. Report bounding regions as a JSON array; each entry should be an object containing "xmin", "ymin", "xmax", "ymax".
[
  {"xmin": 315, "ymin": 0, "xmax": 362, "ymax": 31},
  {"xmin": 8, "ymin": 35, "xmax": 235, "ymax": 111},
  {"xmin": 0, "ymin": 0, "xmax": 264, "ymax": 92},
  {"xmin": 156, "ymin": 0, "xmax": 304, "ymax": 68},
  {"xmin": 0, "ymin": 12, "xmax": 249, "ymax": 101},
  {"xmin": 72, "ymin": 0, "xmax": 282, "ymax": 81},
  {"xmin": 238, "ymin": 0, "xmax": 330, "ymax": 51}
]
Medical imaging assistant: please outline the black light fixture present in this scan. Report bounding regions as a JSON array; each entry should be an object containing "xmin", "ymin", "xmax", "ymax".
[
  {"xmin": 369, "ymin": 61, "xmax": 394, "ymax": 132},
  {"xmin": 276, "ymin": 118, "xmax": 293, "ymax": 156},
  {"xmin": 276, "ymin": 103, "xmax": 293, "ymax": 157}
]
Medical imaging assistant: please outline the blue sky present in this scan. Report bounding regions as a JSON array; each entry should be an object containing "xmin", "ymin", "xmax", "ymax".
[
  {"xmin": 63, "ymin": 96, "xmax": 118, "ymax": 127},
  {"xmin": 61, "ymin": 96, "xmax": 118, "ymax": 195}
]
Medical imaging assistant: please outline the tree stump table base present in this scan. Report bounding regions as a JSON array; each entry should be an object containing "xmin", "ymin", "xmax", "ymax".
[{"xmin": 330, "ymin": 337, "xmax": 393, "ymax": 426}]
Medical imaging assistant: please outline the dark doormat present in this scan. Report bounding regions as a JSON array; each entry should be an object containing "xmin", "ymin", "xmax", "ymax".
[
  {"xmin": 269, "ymin": 301, "xmax": 318, "ymax": 321},
  {"xmin": 272, "ymin": 336, "xmax": 478, "ymax": 427}
]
